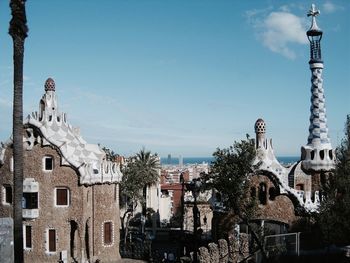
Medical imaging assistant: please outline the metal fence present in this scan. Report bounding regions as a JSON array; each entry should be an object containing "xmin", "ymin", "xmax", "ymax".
[{"xmin": 264, "ymin": 232, "xmax": 300, "ymax": 257}]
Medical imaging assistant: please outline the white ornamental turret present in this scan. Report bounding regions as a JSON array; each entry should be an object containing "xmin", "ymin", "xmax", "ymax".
[
  {"xmin": 255, "ymin": 118, "xmax": 266, "ymax": 149},
  {"xmin": 39, "ymin": 78, "xmax": 59, "ymax": 122},
  {"xmin": 301, "ymin": 4, "xmax": 334, "ymax": 172}
]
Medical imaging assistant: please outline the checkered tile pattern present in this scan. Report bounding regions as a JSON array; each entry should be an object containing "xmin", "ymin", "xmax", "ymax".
[
  {"xmin": 25, "ymin": 82, "xmax": 122, "ymax": 185},
  {"xmin": 307, "ymin": 68, "xmax": 331, "ymax": 146}
]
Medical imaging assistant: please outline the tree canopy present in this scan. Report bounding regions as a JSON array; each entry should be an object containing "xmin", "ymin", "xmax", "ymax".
[
  {"xmin": 121, "ymin": 148, "xmax": 160, "ymax": 209},
  {"xmin": 318, "ymin": 115, "xmax": 350, "ymax": 245},
  {"xmin": 204, "ymin": 135, "xmax": 257, "ymax": 218}
]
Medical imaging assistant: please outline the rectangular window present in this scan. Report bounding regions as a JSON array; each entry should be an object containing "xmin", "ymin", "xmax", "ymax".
[
  {"xmin": 56, "ymin": 188, "xmax": 69, "ymax": 206},
  {"xmin": 43, "ymin": 156, "xmax": 53, "ymax": 171},
  {"xmin": 48, "ymin": 229, "xmax": 56, "ymax": 252},
  {"xmin": 4, "ymin": 185, "xmax": 12, "ymax": 204},
  {"xmin": 104, "ymin": 222, "xmax": 112, "ymax": 245},
  {"xmin": 23, "ymin": 193, "xmax": 38, "ymax": 209},
  {"xmin": 25, "ymin": 225, "xmax": 32, "ymax": 249}
]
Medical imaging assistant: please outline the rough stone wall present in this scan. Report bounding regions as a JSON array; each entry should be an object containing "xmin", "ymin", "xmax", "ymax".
[
  {"xmin": 228, "ymin": 235, "xmax": 239, "ymax": 263},
  {"xmin": 295, "ymin": 175, "xmax": 311, "ymax": 193},
  {"xmin": 199, "ymin": 234, "xmax": 249, "ymax": 263},
  {"xmin": 218, "ymin": 239, "xmax": 228, "ymax": 263},
  {"xmin": 208, "ymin": 242, "xmax": 219, "ymax": 262},
  {"xmin": 0, "ymin": 147, "xmax": 14, "ymax": 218},
  {"xmin": 250, "ymin": 174, "xmax": 297, "ymax": 224},
  {"xmin": 198, "ymin": 246, "xmax": 210, "ymax": 263},
  {"xmin": 0, "ymin": 138, "xmax": 121, "ymax": 263},
  {"xmin": 23, "ymin": 144, "xmax": 84, "ymax": 263},
  {"xmin": 91, "ymin": 183, "xmax": 120, "ymax": 262}
]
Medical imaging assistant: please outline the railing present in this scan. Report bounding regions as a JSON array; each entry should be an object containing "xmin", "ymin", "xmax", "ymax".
[{"xmin": 23, "ymin": 209, "xmax": 39, "ymax": 219}]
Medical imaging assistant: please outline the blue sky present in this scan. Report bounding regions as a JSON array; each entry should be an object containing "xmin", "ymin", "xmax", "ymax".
[{"xmin": 0, "ymin": 0, "xmax": 349, "ymax": 157}]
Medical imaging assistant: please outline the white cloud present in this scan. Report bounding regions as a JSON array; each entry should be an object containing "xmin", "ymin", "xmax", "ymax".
[
  {"xmin": 262, "ymin": 12, "xmax": 308, "ymax": 59},
  {"xmin": 246, "ymin": 8, "xmax": 309, "ymax": 59}
]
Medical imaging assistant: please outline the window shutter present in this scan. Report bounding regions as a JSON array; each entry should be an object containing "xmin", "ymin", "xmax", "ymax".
[
  {"xmin": 56, "ymin": 189, "xmax": 68, "ymax": 206},
  {"xmin": 48, "ymin": 229, "xmax": 56, "ymax": 252},
  {"xmin": 104, "ymin": 222, "xmax": 112, "ymax": 244}
]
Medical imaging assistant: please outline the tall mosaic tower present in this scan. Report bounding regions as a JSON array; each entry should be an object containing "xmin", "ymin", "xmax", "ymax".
[{"xmin": 301, "ymin": 4, "xmax": 334, "ymax": 172}]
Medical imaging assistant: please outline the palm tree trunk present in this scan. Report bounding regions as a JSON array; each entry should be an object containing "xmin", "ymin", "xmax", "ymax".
[{"xmin": 9, "ymin": 1, "xmax": 28, "ymax": 262}]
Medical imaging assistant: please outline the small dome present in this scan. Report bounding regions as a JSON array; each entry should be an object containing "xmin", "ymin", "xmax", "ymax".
[
  {"xmin": 44, "ymin": 78, "xmax": 55, "ymax": 91},
  {"xmin": 255, "ymin": 118, "xmax": 266, "ymax": 134}
]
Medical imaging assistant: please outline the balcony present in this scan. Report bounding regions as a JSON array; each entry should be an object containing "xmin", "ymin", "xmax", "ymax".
[
  {"xmin": 23, "ymin": 209, "xmax": 39, "ymax": 219},
  {"xmin": 23, "ymin": 178, "xmax": 39, "ymax": 192}
]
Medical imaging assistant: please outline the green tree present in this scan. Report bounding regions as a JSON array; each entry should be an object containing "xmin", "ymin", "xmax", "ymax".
[
  {"xmin": 205, "ymin": 135, "xmax": 257, "ymax": 218},
  {"xmin": 9, "ymin": 0, "xmax": 28, "ymax": 262},
  {"xmin": 120, "ymin": 148, "xmax": 160, "ymax": 236},
  {"xmin": 318, "ymin": 115, "xmax": 350, "ymax": 245},
  {"xmin": 101, "ymin": 146, "xmax": 118, "ymax": 161},
  {"xmin": 204, "ymin": 135, "xmax": 267, "ymax": 259},
  {"xmin": 121, "ymin": 148, "xmax": 159, "ymax": 211}
]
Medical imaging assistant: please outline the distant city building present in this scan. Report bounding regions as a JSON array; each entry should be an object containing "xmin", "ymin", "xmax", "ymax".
[
  {"xmin": 158, "ymin": 162, "xmax": 210, "ymax": 226},
  {"xmin": 167, "ymin": 154, "xmax": 171, "ymax": 164},
  {"xmin": 0, "ymin": 79, "xmax": 123, "ymax": 263}
]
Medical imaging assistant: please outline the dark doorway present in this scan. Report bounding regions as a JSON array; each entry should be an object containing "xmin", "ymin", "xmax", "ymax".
[
  {"xmin": 85, "ymin": 220, "xmax": 90, "ymax": 260},
  {"xmin": 70, "ymin": 220, "xmax": 78, "ymax": 263}
]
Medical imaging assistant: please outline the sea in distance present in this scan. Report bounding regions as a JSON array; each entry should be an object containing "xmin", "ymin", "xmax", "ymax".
[{"xmin": 160, "ymin": 156, "xmax": 299, "ymax": 166}]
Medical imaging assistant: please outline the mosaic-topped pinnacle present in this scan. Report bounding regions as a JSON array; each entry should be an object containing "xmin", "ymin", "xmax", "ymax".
[
  {"xmin": 44, "ymin": 78, "xmax": 55, "ymax": 92},
  {"xmin": 307, "ymin": 4, "xmax": 322, "ymax": 36},
  {"xmin": 255, "ymin": 118, "xmax": 266, "ymax": 134}
]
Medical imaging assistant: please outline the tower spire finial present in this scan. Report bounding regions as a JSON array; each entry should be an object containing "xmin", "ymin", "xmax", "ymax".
[
  {"xmin": 301, "ymin": 4, "xmax": 334, "ymax": 173},
  {"xmin": 307, "ymin": 4, "xmax": 321, "ymax": 34},
  {"xmin": 307, "ymin": 4, "xmax": 320, "ymax": 18}
]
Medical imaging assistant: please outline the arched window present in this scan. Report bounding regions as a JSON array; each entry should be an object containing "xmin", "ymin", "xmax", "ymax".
[
  {"xmin": 329, "ymin": 150, "xmax": 333, "ymax": 160},
  {"xmin": 320, "ymin": 150, "xmax": 325, "ymax": 160},
  {"xmin": 269, "ymin": 187, "xmax": 276, "ymax": 201},
  {"xmin": 259, "ymin": 183, "xmax": 267, "ymax": 205},
  {"xmin": 311, "ymin": 150, "xmax": 315, "ymax": 160}
]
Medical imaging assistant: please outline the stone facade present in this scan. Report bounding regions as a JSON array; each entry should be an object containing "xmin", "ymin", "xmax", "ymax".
[
  {"xmin": 250, "ymin": 175, "xmax": 297, "ymax": 225},
  {"xmin": 0, "ymin": 79, "xmax": 122, "ymax": 263}
]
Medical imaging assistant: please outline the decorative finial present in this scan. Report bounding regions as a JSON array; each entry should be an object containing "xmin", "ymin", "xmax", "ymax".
[
  {"xmin": 307, "ymin": 4, "xmax": 322, "ymax": 34},
  {"xmin": 255, "ymin": 118, "xmax": 266, "ymax": 134},
  {"xmin": 307, "ymin": 4, "xmax": 320, "ymax": 18},
  {"xmin": 44, "ymin": 78, "xmax": 55, "ymax": 91}
]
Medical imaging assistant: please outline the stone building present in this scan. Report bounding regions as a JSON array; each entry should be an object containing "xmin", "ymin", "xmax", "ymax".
[
  {"xmin": 0, "ymin": 78, "xmax": 122, "ymax": 263},
  {"xmin": 212, "ymin": 4, "xmax": 335, "ymax": 238}
]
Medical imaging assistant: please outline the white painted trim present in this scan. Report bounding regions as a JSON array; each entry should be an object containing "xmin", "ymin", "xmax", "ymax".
[
  {"xmin": 10, "ymin": 157, "xmax": 13, "ymax": 172},
  {"xmin": 45, "ymin": 228, "xmax": 57, "ymax": 254},
  {"xmin": 23, "ymin": 224, "xmax": 32, "ymax": 250},
  {"xmin": 101, "ymin": 220, "xmax": 114, "ymax": 247},
  {"xmin": 309, "ymin": 63, "xmax": 324, "ymax": 69},
  {"xmin": 2, "ymin": 184, "xmax": 12, "ymax": 205}
]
